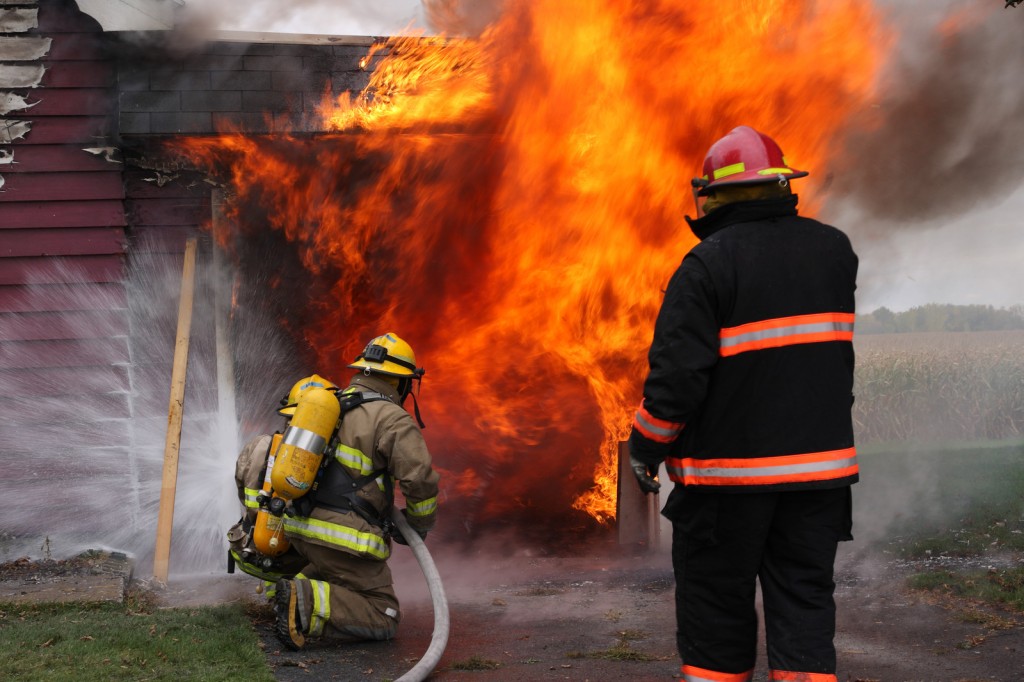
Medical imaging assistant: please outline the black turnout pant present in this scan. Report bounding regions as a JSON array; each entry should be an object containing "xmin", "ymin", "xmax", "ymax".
[{"xmin": 668, "ymin": 486, "xmax": 853, "ymax": 675}]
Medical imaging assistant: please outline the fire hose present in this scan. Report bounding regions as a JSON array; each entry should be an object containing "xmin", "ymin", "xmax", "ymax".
[{"xmin": 391, "ymin": 507, "xmax": 450, "ymax": 682}]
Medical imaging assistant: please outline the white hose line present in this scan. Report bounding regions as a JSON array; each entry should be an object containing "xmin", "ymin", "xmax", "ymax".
[{"xmin": 391, "ymin": 508, "xmax": 450, "ymax": 682}]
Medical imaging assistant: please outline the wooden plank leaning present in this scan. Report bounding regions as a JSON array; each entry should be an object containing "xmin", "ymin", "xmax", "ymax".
[{"xmin": 153, "ymin": 237, "xmax": 198, "ymax": 585}]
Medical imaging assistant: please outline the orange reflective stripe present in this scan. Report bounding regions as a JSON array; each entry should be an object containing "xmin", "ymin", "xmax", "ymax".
[
  {"xmin": 769, "ymin": 671, "xmax": 837, "ymax": 682},
  {"xmin": 633, "ymin": 401, "xmax": 684, "ymax": 444},
  {"xmin": 681, "ymin": 664, "xmax": 754, "ymax": 682},
  {"xmin": 666, "ymin": 448, "xmax": 857, "ymax": 486},
  {"xmin": 720, "ymin": 312, "xmax": 854, "ymax": 357}
]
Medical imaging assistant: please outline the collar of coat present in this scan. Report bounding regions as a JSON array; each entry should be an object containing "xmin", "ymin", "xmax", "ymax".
[
  {"xmin": 348, "ymin": 372, "xmax": 402, "ymax": 404},
  {"xmin": 685, "ymin": 194, "xmax": 800, "ymax": 241}
]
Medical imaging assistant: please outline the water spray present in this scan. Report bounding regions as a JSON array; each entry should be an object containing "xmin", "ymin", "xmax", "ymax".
[{"xmin": 153, "ymin": 238, "xmax": 198, "ymax": 585}]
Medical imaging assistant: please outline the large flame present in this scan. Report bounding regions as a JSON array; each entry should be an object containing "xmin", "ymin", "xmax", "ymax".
[{"xmin": 182, "ymin": 0, "xmax": 889, "ymax": 537}]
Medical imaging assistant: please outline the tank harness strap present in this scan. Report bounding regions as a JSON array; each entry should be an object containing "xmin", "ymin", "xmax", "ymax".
[
  {"xmin": 289, "ymin": 390, "xmax": 396, "ymax": 532},
  {"xmin": 312, "ymin": 465, "xmax": 394, "ymax": 532}
]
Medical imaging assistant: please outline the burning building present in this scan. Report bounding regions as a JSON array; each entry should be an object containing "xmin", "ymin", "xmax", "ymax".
[{"xmin": 3, "ymin": 0, "xmax": 1021, "ymax": 572}]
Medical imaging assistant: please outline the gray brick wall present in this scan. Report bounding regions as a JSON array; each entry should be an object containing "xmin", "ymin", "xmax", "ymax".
[{"xmin": 115, "ymin": 36, "xmax": 378, "ymax": 136}]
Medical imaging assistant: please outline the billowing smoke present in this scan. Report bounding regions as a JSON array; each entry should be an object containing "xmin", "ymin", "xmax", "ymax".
[
  {"xmin": 831, "ymin": 1, "xmax": 1024, "ymax": 227},
  {"xmin": 177, "ymin": 0, "xmax": 426, "ymax": 37},
  {"xmin": 421, "ymin": 0, "xmax": 505, "ymax": 37}
]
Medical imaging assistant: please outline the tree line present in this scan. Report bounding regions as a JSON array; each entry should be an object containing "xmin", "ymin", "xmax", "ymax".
[{"xmin": 856, "ymin": 303, "xmax": 1024, "ymax": 334}]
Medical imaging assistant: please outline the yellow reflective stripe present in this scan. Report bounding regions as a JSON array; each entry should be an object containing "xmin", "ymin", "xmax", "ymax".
[
  {"xmin": 334, "ymin": 444, "xmax": 374, "ymax": 475},
  {"xmin": 309, "ymin": 579, "xmax": 330, "ymax": 636},
  {"xmin": 406, "ymin": 497, "xmax": 438, "ymax": 517},
  {"xmin": 713, "ymin": 162, "xmax": 745, "ymax": 180},
  {"xmin": 229, "ymin": 550, "xmax": 288, "ymax": 582},
  {"xmin": 756, "ymin": 167, "xmax": 794, "ymax": 175},
  {"xmin": 243, "ymin": 487, "xmax": 261, "ymax": 509},
  {"xmin": 283, "ymin": 516, "xmax": 390, "ymax": 559}
]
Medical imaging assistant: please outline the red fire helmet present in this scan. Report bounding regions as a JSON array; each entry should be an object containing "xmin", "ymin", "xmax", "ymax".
[{"xmin": 693, "ymin": 126, "xmax": 808, "ymax": 197}]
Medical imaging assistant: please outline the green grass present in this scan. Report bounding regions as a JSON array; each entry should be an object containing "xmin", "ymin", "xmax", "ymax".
[
  {"xmin": 856, "ymin": 441, "xmax": 1024, "ymax": 557},
  {"xmin": 0, "ymin": 592, "xmax": 273, "ymax": 682},
  {"xmin": 857, "ymin": 440, "xmax": 1024, "ymax": 614},
  {"xmin": 907, "ymin": 567, "xmax": 1024, "ymax": 613}
]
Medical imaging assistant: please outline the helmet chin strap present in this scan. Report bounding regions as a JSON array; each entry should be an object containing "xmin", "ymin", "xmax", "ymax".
[
  {"xmin": 368, "ymin": 371, "xmax": 426, "ymax": 428},
  {"xmin": 406, "ymin": 389, "xmax": 426, "ymax": 429}
]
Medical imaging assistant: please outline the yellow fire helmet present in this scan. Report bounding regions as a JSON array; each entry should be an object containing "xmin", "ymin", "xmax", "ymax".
[
  {"xmin": 278, "ymin": 373, "xmax": 337, "ymax": 416},
  {"xmin": 348, "ymin": 333, "xmax": 425, "ymax": 379}
]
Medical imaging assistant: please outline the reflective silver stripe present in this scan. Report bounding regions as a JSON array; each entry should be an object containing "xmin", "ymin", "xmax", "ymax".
[
  {"xmin": 243, "ymin": 487, "xmax": 260, "ymax": 509},
  {"xmin": 634, "ymin": 410, "xmax": 683, "ymax": 439},
  {"xmin": 282, "ymin": 425, "xmax": 326, "ymax": 453},
  {"xmin": 406, "ymin": 497, "xmax": 437, "ymax": 517},
  {"xmin": 335, "ymin": 443, "xmax": 373, "ymax": 474},
  {"xmin": 721, "ymin": 320, "xmax": 854, "ymax": 350},
  {"xmin": 669, "ymin": 455, "xmax": 857, "ymax": 480},
  {"xmin": 681, "ymin": 669, "xmax": 752, "ymax": 682},
  {"xmin": 309, "ymin": 579, "xmax": 330, "ymax": 636},
  {"xmin": 282, "ymin": 516, "xmax": 390, "ymax": 559}
]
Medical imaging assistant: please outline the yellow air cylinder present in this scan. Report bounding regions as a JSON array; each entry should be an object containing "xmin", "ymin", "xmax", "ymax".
[
  {"xmin": 271, "ymin": 386, "xmax": 341, "ymax": 500},
  {"xmin": 253, "ymin": 433, "xmax": 290, "ymax": 556}
]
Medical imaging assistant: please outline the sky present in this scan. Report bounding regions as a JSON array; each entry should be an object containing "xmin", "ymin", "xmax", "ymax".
[{"xmin": 177, "ymin": 0, "xmax": 1024, "ymax": 314}]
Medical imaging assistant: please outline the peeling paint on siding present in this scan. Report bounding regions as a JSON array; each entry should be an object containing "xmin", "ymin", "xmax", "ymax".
[
  {"xmin": 0, "ymin": 8, "xmax": 39, "ymax": 33},
  {"xmin": 1, "ymin": 119, "xmax": 31, "ymax": 143},
  {"xmin": 0, "ymin": 64, "xmax": 46, "ymax": 89},
  {"xmin": 83, "ymin": 146, "xmax": 122, "ymax": 164},
  {"xmin": 0, "ymin": 92, "xmax": 37, "ymax": 115},
  {"xmin": 0, "ymin": 148, "xmax": 12, "ymax": 164},
  {"xmin": 0, "ymin": 36, "xmax": 51, "ymax": 60}
]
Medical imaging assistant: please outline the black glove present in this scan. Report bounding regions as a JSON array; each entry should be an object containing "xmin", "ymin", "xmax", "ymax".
[
  {"xmin": 392, "ymin": 509, "xmax": 429, "ymax": 546},
  {"xmin": 630, "ymin": 455, "xmax": 661, "ymax": 495}
]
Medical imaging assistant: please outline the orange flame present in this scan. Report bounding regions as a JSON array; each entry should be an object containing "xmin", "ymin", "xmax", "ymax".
[{"xmin": 183, "ymin": 0, "xmax": 890, "ymax": 533}]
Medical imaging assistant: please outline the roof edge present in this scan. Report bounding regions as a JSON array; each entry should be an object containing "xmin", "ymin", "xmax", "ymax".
[{"xmin": 207, "ymin": 30, "xmax": 381, "ymax": 46}]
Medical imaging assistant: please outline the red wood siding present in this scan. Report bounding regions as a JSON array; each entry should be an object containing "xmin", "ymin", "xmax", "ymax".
[
  {"xmin": 0, "ymin": 144, "xmax": 119, "ymax": 173},
  {"xmin": 1, "ymin": 200, "xmax": 127, "ymax": 229},
  {"xmin": 0, "ymin": 2, "xmax": 128, "ymax": 416},
  {"xmin": 0, "ymin": 283, "xmax": 127, "ymax": 313},
  {"xmin": 0, "ymin": 227, "xmax": 126, "ymax": 257}
]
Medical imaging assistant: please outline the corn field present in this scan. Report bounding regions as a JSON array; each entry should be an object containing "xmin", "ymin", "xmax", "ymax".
[{"xmin": 853, "ymin": 330, "xmax": 1024, "ymax": 443}]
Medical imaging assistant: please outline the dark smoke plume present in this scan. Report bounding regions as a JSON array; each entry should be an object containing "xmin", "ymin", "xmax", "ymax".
[
  {"xmin": 422, "ymin": 0, "xmax": 505, "ymax": 37},
  {"xmin": 832, "ymin": 1, "xmax": 1024, "ymax": 227}
]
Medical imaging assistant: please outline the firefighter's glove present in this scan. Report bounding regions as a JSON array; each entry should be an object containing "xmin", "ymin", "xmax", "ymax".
[
  {"xmin": 630, "ymin": 455, "xmax": 661, "ymax": 495},
  {"xmin": 392, "ymin": 509, "xmax": 429, "ymax": 546}
]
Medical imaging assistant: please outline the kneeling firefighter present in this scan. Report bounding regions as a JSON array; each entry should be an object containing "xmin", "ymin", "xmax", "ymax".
[
  {"xmin": 231, "ymin": 333, "xmax": 440, "ymax": 651},
  {"xmin": 227, "ymin": 374, "xmax": 339, "ymax": 587}
]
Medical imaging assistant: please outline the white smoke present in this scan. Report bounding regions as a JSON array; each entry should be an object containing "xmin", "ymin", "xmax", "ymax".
[
  {"xmin": 829, "ymin": 0, "xmax": 1024, "ymax": 312},
  {"xmin": 178, "ymin": 0, "xmax": 427, "ymax": 36}
]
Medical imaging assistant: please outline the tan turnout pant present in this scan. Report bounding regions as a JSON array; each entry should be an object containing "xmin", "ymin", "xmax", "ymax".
[{"xmin": 287, "ymin": 536, "xmax": 400, "ymax": 642}]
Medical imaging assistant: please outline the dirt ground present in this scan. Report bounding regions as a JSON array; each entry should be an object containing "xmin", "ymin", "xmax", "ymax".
[
  {"xmin": 167, "ymin": 544, "xmax": 1024, "ymax": 682},
  {"xmin": 3, "ymin": 544, "xmax": 1021, "ymax": 681}
]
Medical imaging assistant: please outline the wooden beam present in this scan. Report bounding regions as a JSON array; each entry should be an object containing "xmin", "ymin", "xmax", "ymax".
[{"xmin": 152, "ymin": 237, "xmax": 197, "ymax": 585}]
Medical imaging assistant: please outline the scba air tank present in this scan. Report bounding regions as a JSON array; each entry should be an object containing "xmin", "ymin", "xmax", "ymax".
[
  {"xmin": 253, "ymin": 433, "xmax": 289, "ymax": 556},
  {"xmin": 271, "ymin": 386, "xmax": 341, "ymax": 500}
]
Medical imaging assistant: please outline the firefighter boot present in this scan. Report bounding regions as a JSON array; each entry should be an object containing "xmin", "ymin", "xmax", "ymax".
[{"xmin": 274, "ymin": 579, "xmax": 306, "ymax": 650}]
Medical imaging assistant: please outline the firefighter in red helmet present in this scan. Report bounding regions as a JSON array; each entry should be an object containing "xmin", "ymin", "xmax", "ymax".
[{"xmin": 629, "ymin": 126, "xmax": 858, "ymax": 682}]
